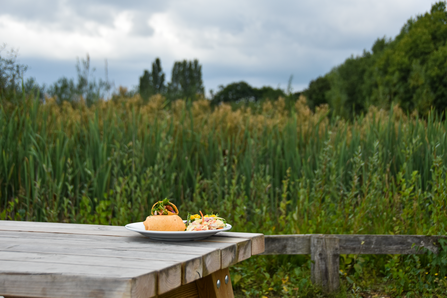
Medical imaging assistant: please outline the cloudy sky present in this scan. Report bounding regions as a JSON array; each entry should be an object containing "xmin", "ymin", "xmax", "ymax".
[{"xmin": 0, "ymin": 0, "xmax": 436, "ymax": 96}]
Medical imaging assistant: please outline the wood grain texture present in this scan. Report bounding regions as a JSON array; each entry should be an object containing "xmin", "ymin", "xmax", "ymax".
[
  {"xmin": 0, "ymin": 260, "xmax": 158, "ymax": 278},
  {"xmin": 214, "ymin": 232, "xmax": 265, "ymax": 255},
  {"xmin": 310, "ymin": 235, "xmax": 340, "ymax": 293},
  {"xmin": 173, "ymin": 240, "xmax": 237, "ymax": 269},
  {"xmin": 0, "ymin": 238, "xmax": 204, "ymax": 289},
  {"xmin": 201, "ymin": 249, "xmax": 221, "ymax": 277},
  {"xmin": 196, "ymin": 268, "xmax": 234, "ymax": 298},
  {"xmin": 0, "ymin": 237, "xmax": 222, "ymax": 283},
  {"xmin": 204, "ymin": 237, "xmax": 251, "ymax": 263},
  {"xmin": 158, "ymin": 281, "xmax": 199, "ymax": 298},
  {"xmin": 261, "ymin": 234, "xmax": 441, "ymax": 255},
  {"xmin": 0, "ymin": 221, "xmax": 262, "ymax": 297},
  {"xmin": 337, "ymin": 235, "xmax": 439, "ymax": 254},
  {"xmin": 132, "ymin": 272, "xmax": 156, "ymax": 298},
  {"xmin": 0, "ymin": 258, "xmax": 175, "ymax": 296},
  {"xmin": 0, "ymin": 239, "xmax": 204, "ymax": 265},
  {"xmin": 0, "ymin": 274, "xmax": 140, "ymax": 298},
  {"xmin": 261, "ymin": 234, "xmax": 311, "ymax": 255},
  {"xmin": 0, "ymin": 220, "xmax": 134, "ymax": 237},
  {"xmin": 0, "ymin": 231, "xmax": 232, "ymax": 260},
  {"xmin": 0, "ymin": 251, "xmax": 182, "ymax": 272},
  {"xmin": 182, "ymin": 256, "xmax": 203, "ymax": 285}
]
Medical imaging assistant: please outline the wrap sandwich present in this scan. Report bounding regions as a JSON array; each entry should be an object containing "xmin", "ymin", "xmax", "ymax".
[{"xmin": 143, "ymin": 199, "xmax": 185, "ymax": 231}]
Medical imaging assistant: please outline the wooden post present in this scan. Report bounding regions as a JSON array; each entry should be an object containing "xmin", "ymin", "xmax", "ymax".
[{"xmin": 310, "ymin": 235, "xmax": 340, "ymax": 293}]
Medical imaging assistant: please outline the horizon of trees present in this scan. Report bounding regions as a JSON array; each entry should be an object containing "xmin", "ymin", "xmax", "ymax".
[
  {"xmin": 304, "ymin": 1, "xmax": 447, "ymax": 117},
  {"xmin": 1, "ymin": 1, "xmax": 447, "ymax": 116}
]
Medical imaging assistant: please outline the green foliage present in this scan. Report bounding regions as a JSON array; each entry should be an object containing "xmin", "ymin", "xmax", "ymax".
[
  {"xmin": 313, "ymin": 1, "xmax": 447, "ymax": 118},
  {"xmin": 212, "ymin": 81, "xmax": 286, "ymax": 106},
  {"xmin": 167, "ymin": 59, "xmax": 204, "ymax": 101},
  {"xmin": 371, "ymin": 1, "xmax": 447, "ymax": 114},
  {"xmin": 212, "ymin": 81, "xmax": 257, "ymax": 104},
  {"xmin": 2, "ymin": 95, "xmax": 447, "ymax": 295},
  {"xmin": 139, "ymin": 58, "xmax": 166, "ymax": 101},
  {"xmin": 47, "ymin": 54, "xmax": 112, "ymax": 106},
  {"xmin": 0, "ymin": 45, "xmax": 27, "ymax": 98},
  {"xmin": 303, "ymin": 76, "xmax": 331, "ymax": 111},
  {"xmin": 0, "ymin": 45, "xmax": 43, "ymax": 103},
  {"xmin": 255, "ymin": 86, "xmax": 286, "ymax": 101}
]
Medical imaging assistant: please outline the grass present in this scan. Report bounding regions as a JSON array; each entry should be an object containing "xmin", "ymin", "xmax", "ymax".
[{"xmin": 2, "ymin": 94, "xmax": 447, "ymax": 296}]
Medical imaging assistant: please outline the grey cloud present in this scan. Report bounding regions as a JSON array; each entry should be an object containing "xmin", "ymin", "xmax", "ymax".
[
  {"xmin": 130, "ymin": 12, "xmax": 154, "ymax": 37},
  {"xmin": 1, "ymin": 0, "xmax": 165, "ymax": 36},
  {"xmin": 4, "ymin": 0, "xmax": 435, "ymax": 94}
]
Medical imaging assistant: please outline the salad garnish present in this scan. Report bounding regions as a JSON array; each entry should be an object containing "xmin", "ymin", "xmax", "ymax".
[
  {"xmin": 186, "ymin": 211, "xmax": 227, "ymax": 231},
  {"xmin": 151, "ymin": 198, "xmax": 179, "ymax": 215}
]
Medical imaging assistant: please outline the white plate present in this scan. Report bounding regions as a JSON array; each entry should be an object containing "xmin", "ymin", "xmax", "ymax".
[{"xmin": 125, "ymin": 221, "xmax": 232, "ymax": 241}]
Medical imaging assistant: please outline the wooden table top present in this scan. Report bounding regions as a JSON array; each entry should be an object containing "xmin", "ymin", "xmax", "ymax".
[{"xmin": 0, "ymin": 220, "xmax": 264, "ymax": 298}]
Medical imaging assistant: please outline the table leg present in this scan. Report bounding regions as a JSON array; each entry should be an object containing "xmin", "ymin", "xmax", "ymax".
[
  {"xmin": 159, "ymin": 268, "xmax": 234, "ymax": 298},
  {"xmin": 196, "ymin": 268, "xmax": 233, "ymax": 298}
]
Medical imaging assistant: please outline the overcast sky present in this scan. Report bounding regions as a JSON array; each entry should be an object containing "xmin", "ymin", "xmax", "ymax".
[{"xmin": 0, "ymin": 0, "xmax": 436, "ymax": 96}]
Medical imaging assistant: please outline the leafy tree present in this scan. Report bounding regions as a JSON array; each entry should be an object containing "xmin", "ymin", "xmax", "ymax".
[
  {"xmin": 371, "ymin": 1, "xmax": 447, "ymax": 114},
  {"xmin": 47, "ymin": 54, "xmax": 111, "ymax": 106},
  {"xmin": 167, "ymin": 59, "xmax": 204, "ymax": 101},
  {"xmin": 212, "ymin": 81, "xmax": 286, "ymax": 105},
  {"xmin": 139, "ymin": 58, "xmax": 165, "ymax": 100},
  {"xmin": 212, "ymin": 81, "xmax": 256, "ymax": 104},
  {"xmin": 0, "ymin": 46, "xmax": 26, "ymax": 98},
  {"xmin": 326, "ymin": 52, "xmax": 374, "ymax": 117},
  {"xmin": 303, "ymin": 76, "xmax": 331, "ymax": 111},
  {"xmin": 0, "ymin": 45, "xmax": 44, "ymax": 103},
  {"xmin": 254, "ymin": 86, "xmax": 286, "ymax": 101},
  {"xmin": 306, "ymin": 1, "xmax": 447, "ymax": 117}
]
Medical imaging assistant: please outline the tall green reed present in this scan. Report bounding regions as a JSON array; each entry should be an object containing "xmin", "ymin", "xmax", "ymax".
[
  {"xmin": 0, "ymin": 95, "xmax": 446, "ymax": 236},
  {"xmin": 3, "ymin": 95, "xmax": 447, "ymax": 296}
]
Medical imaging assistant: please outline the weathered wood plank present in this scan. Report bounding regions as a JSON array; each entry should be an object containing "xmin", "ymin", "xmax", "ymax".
[
  {"xmin": 337, "ymin": 235, "xmax": 439, "ymax": 254},
  {"xmin": 261, "ymin": 234, "xmax": 311, "ymax": 255},
  {"xmin": 0, "ymin": 239, "xmax": 205, "ymax": 285},
  {"xmin": 310, "ymin": 235, "xmax": 340, "ymax": 293},
  {"xmin": 261, "ymin": 234, "xmax": 441, "ymax": 255},
  {"xmin": 0, "ymin": 239, "xmax": 203, "ymax": 264},
  {"xmin": 0, "ymin": 231, "xmax": 242, "ymax": 285},
  {"xmin": 0, "ymin": 273, "xmax": 154, "ymax": 298},
  {"xmin": 201, "ymin": 249, "xmax": 221, "ymax": 277},
  {"xmin": 0, "ymin": 220, "xmax": 125, "ymax": 230},
  {"xmin": 0, "ymin": 251, "xmax": 181, "ymax": 296},
  {"xmin": 188, "ymin": 240, "xmax": 237, "ymax": 268},
  {"xmin": 0, "ymin": 259, "xmax": 156, "ymax": 278},
  {"xmin": 0, "ymin": 221, "xmax": 262, "ymax": 297},
  {"xmin": 132, "ymin": 273, "xmax": 156, "ymax": 298},
  {"xmin": 0, "ymin": 231, "xmax": 236, "ymax": 277},
  {"xmin": 0, "ymin": 250, "xmax": 182, "ymax": 272},
  {"xmin": 0, "ymin": 231, "xmax": 231, "ymax": 258},
  {"xmin": 214, "ymin": 232, "xmax": 265, "ymax": 255},
  {"xmin": 0, "ymin": 250, "xmax": 184, "ymax": 294},
  {"xmin": 0, "ymin": 220, "xmax": 134, "ymax": 237},
  {"xmin": 204, "ymin": 237, "xmax": 251, "ymax": 263}
]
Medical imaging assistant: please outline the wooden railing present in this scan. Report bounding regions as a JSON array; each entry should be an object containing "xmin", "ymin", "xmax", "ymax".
[{"xmin": 261, "ymin": 234, "xmax": 441, "ymax": 293}]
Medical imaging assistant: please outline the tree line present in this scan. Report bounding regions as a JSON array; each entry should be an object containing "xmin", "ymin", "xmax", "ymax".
[
  {"xmin": 1, "ymin": 1, "xmax": 446, "ymax": 116},
  {"xmin": 138, "ymin": 57, "xmax": 293, "ymax": 105},
  {"xmin": 304, "ymin": 1, "xmax": 447, "ymax": 117}
]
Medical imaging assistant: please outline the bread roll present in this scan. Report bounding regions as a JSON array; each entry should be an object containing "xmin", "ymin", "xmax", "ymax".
[{"xmin": 143, "ymin": 215, "xmax": 186, "ymax": 231}]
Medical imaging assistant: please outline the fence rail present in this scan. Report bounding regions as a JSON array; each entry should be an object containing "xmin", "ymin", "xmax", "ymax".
[{"xmin": 261, "ymin": 234, "xmax": 443, "ymax": 293}]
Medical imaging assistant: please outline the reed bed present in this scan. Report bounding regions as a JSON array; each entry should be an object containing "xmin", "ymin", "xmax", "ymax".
[{"xmin": 1, "ymin": 94, "xmax": 447, "ymax": 296}]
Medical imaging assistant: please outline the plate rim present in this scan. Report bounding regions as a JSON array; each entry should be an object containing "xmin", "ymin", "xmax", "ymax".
[{"xmin": 125, "ymin": 221, "xmax": 232, "ymax": 235}]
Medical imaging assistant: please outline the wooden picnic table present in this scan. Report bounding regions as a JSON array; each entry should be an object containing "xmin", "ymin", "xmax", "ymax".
[{"xmin": 0, "ymin": 220, "xmax": 264, "ymax": 298}]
